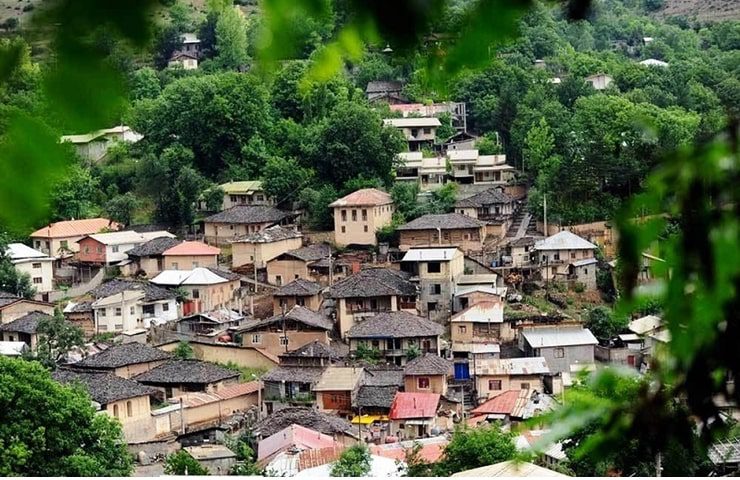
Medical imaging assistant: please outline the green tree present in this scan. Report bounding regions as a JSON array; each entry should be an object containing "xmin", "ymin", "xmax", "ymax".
[
  {"xmin": 400, "ymin": 441, "xmax": 436, "ymax": 476},
  {"xmin": 227, "ymin": 439, "xmax": 261, "ymax": 475},
  {"xmin": 215, "ymin": 6, "xmax": 248, "ymax": 70},
  {"xmin": 33, "ymin": 309, "xmax": 85, "ymax": 369},
  {"xmin": 261, "ymin": 156, "xmax": 314, "ymax": 208},
  {"xmin": 436, "ymin": 424, "xmax": 516, "ymax": 475},
  {"xmin": 585, "ymin": 306, "xmax": 627, "ymax": 342},
  {"xmin": 435, "ymin": 112, "xmax": 456, "ymax": 141},
  {"xmin": 48, "ymin": 164, "xmax": 100, "ymax": 221},
  {"xmin": 330, "ymin": 445, "xmax": 371, "ymax": 477},
  {"xmin": 0, "ymin": 357, "xmax": 133, "ymax": 476},
  {"xmin": 0, "ymin": 236, "xmax": 35, "ymax": 299},
  {"xmin": 201, "ymin": 185, "xmax": 225, "ymax": 212},
  {"xmin": 390, "ymin": 182, "xmax": 421, "ymax": 222},
  {"xmin": 476, "ymin": 132, "xmax": 503, "ymax": 155},
  {"xmin": 299, "ymin": 184, "xmax": 337, "ymax": 231},
  {"xmin": 522, "ymin": 117, "xmax": 554, "ymax": 178},
  {"xmin": 173, "ymin": 341, "xmax": 194, "ymax": 360},
  {"xmin": 312, "ymin": 101, "xmax": 405, "ymax": 188},
  {"xmin": 129, "ymin": 67, "xmax": 162, "ymax": 101},
  {"xmin": 164, "ymin": 450, "xmax": 209, "ymax": 475},
  {"xmin": 104, "ymin": 192, "xmax": 140, "ymax": 227}
]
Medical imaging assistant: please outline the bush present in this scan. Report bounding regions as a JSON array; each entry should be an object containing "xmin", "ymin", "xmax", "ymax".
[
  {"xmin": 164, "ymin": 450, "xmax": 209, "ymax": 475},
  {"xmin": 573, "ymin": 282, "xmax": 586, "ymax": 293},
  {"xmin": 330, "ymin": 445, "xmax": 371, "ymax": 477}
]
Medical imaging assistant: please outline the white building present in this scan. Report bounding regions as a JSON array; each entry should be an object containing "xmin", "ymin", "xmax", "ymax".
[
  {"xmin": 90, "ymin": 280, "xmax": 178, "ymax": 333},
  {"xmin": 61, "ymin": 126, "xmax": 143, "ymax": 163},
  {"xmin": 533, "ymin": 231, "xmax": 598, "ymax": 282},
  {"xmin": 585, "ymin": 73, "xmax": 614, "ymax": 90},
  {"xmin": 5, "ymin": 243, "xmax": 54, "ymax": 295}
]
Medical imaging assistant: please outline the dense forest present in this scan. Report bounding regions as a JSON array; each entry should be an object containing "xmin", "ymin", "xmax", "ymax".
[{"xmin": 0, "ymin": 0, "xmax": 737, "ymax": 235}]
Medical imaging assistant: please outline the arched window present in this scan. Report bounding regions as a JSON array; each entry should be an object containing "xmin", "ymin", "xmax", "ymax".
[
  {"xmin": 126, "ymin": 401, "xmax": 133, "ymax": 417},
  {"xmin": 113, "ymin": 404, "xmax": 119, "ymax": 418}
]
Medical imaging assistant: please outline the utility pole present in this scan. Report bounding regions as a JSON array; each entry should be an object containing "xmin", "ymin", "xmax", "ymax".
[
  {"xmin": 328, "ymin": 252, "xmax": 334, "ymax": 286},
  {"xmin": 543, "ymin": 194, "xmax": 548, "ymax": 236},
  {"xmin": 250, "ymin": 245, "xmax": 257, "ymax": 316},
  {"xmin": 281, "ymin": 303, "xmax": 288, "ymax": 353}
]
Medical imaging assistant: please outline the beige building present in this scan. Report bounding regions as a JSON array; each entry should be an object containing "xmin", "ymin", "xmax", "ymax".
[
  {"xmin": 230, "ymin": 225, "xmax": 303, "ymax": 269},
  {"xmin": 450, "ymin": 300, "xmax": 508, "ymax": 344},
  {"xmin": 383, "ymin": 117, "xmax": 441, "ymax": 151},
  {"xmin": 125, "ymin": 237, "xmax": 182, "ymax": 277},
  {"xmin": 402, "ymin": 354, "xmax": 452, "ymax": 395},
  {"xmin": 203, "ymin": 206, "xmax": 293, "ymax": 246},
  {"xmin": 397, "ymin": 213, "xmax": 486, "ymax": 252},
  {"xmin": 400, "ymin": 247, "xmax": 464, "ymax": 320},
  {"xmin": 30, "ymin": 217, "xmax": 119, "ymax": 258},
  {"xmin": 532, "ymin": 231, "xmax": 598, "ymax": 281},
  {"xmin": 133, "ymin": 359, "xmax": 241, "ymax": 400},
  {"xmin": 162, "ymin": 241, "xmax": 220, "ymax": 270},
  {"xmin": 0, "ymin": 311, "xmax": 53, "ymax": 350},
  {"xmin": 326, "ymin": 268, "xmax": 418, "ymax": 338},
  {"xmin": 266, "ymin": 244, "xmax": 332, "ymax": 286},
  {"xmin": 6, "ymin": 243, "xmax": 54, "ymax": 296},
  {"xmin": 473, "ymin": 357, "xmax": 550, "ymax": 401},
  {"xmin": 273, "ymin": 279, "xmax": 323, "ymax": 313},
  {"xmin": 0, "ymin": 293, "xmax": 55, "ymax": 324},
  {"xmin": 313, "ymin": 366, "xmax": 365, "ymax": 414},
  {"xmin": 151, "ymin": 268, "xmax": 241, "ymax": 315},
  {"xmin": 328, "ymin": 188, "xmax": 394, "ymax": 247},
  {"xmin": 89, "ymin": 279, "xmax": 178, "ymax": 333}
]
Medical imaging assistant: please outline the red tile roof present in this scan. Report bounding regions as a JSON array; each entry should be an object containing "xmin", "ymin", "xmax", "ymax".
[
  {"xmin": 370, "ymin": 440, "xmax": 446, "ymax": 463},
  {"xmin": 258, "ymin": 424, "xmax": 341, "ymax": 462},
  {"xmin": 30, "ymin": 218, "xmax": 119, "ymax": 239},
  {"xmin": 389, "ymin": 392, "xmax": 440, "ymax": 420},
  {"xmin": 216, "ymin": 380, "xmax": 262, "ymax": 400},
  {"xmin": 328, "ymin": 188, "xmax": 393, "ymax": 207},
  {"xmin": 163, "ymin": 241, "xmax": 221, "ymax": 256},
  {"xmin": 471, "ymin": 390, "xmax": 527, "ymax": 416},
  {"xmin": 297, "ymin": 445, "xmax": 344, "ymax": 471}
]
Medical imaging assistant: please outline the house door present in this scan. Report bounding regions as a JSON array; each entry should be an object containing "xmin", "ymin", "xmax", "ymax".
[
  {"xmin": 627, "ymin": 355, "xmax": 636, "ymax": 367},
  {"xmin": 454, "ymin": 363, "xmax": 470, "ymax": 380},
  {"xmin": 418, "ymin": 425, "xmax": 425, "ymax": 437}
]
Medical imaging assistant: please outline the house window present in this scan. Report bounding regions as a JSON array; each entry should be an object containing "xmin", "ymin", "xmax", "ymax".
[
  {"xmin": 341, "ymin": 210, "xmax": 347, "ymax": 221},
  {"xmin": 99, "ymin": 309, "xmax": 106, "ymax": 317},
  {"xmin": 113, "ymin": 404, "xmax": 119, "ymax": 418},
  {"xmin": 60, "ymin": 240, "xmax": 68, "ymax": 249},
  {"xmin": 423, "ymin": 127, "xmax": 431, "ymax": 135},
  {"xmin": 115, "ymin": 307, "xmax": 122, "ymax": 316},
  {"xmin": 251, "ymin": 334, "xmax": 262, "ymax": 344},
  {"xmin": 553, "ymin": 253, "xmax": 560, "ymax": 261},
  {"xmin": 422, "ymin": 339, "xmax": 432, "ymax": 351},
  {"xmin": 162, "ymin": 303, "xmax": 169, "ymax": 312},
  {"xmin": 192, "ymin": 262, "xmax": 199, "ymax": 268},
  {"xmin": 97, "ymin": 246, "xmax": 103, "ymax": 253},
  {"xmin": 143, "ymin": 304, "xmax": 155, "ymax": 316},
  {"xmin": 280, "ymin": 336, "xmax": 289, "ymax": 346},
  {"xmin": 33, "ymin": 277, "xmax": 42, "ymax": 284},
  {"xmin": 427, "ymin": 262, "xmax": 441, "ymax": 273},
  {"xmin": 341, "ymin": 226, "xmax": 346, "ymax": 233},
  {"xmin": 275, "ymin": 276, "xmax": 282, "ymax": 286},
  {"xmin": 571, "ymin": 252, "xmax": 576, "ymax": 259},
  {"xmin": 32, "ymin": 263, "xmax": 42, "ymax": 269},
  {"xmin": 171, "ymin": 262, "xmax": 179, "ymax": 270},
  {"xmin": 192, "ymin": 289, "xmax": 200, "ymax": 299},
  {"xmin": 362, "ymin": 209, "xmax": 367, "ymax": 221},
  {"xmin": 112, "ymin": 246, "xmax": 119, "ymax": 253},
  {"xmin": 458, "ymin": 325, "xmax": 467, "ymax": 334},
  {"xmin": 352, "ymin": 210, "xmax": 357, "ymax": 221},
  {"xmin": 127, "ymin": 401, "xmax": 133, "ymax": 417},
  {"xmin": 411, "ymin": 128, "xmax": 419, "ymax": 137},
  {"xmin": 554, "ymin": 347, "xmax": 565, "ymax": 358},
  {"xmin": 521, "ymin": 383, "xmax": 530, "ymax": 390},
  {"xmin": 84, "ymin": 247, "xmax": 90, "ymax": 254},
  {"xmin": 364, "ymin": 225, "xmax": 368, "ymax": 233},
  {"xmin": 489, "ymin": 380, "xmax": 502, "ymax": 390},
  {"xmin": 297, "ymin": 298, "xmax": 305, "ymax": 306},
  {"xmin": 418, "ymin": 377, "xmax": 430, "ymax": 389},
  {"xmin": 429, "ymin": 284, "xmax": 441, "ymax": 295},
  {"xmin": 130, "ymin": 306, "xmax": 135, "ymax": 315},
  {"xmin": 427, "ymin": 302, "xmax": 437, "ymax": 311}
]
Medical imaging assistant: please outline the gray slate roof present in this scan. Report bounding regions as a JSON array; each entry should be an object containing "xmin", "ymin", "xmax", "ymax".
[
  {"xmin": 0, "ymin": 311, "xmax": 52, "ymax": 334},
  {"xmin": 235, "ymin": 306, "xmax": 333, "ymax": 333},
  {"xmin": 254, "ymin": 407, "xmax": 353, "ymax": 438},
  {"xmin": 134, "ymin": 359, "xmax": 239, "ymax": 385},
  {"xmin": 396, "ymin": 213, "xmax": 484, "ymax": 231},
  {"xmin": 455, "ymin": 189, "xmax": 513, "ymax": 208},
  {"xmin": 274, "ymin": 279, "xmax": 322, "ymax": 297},
  {"xmin": 281, "ymin": 244, "xmax": 332, "ymax": 262},
  {"xmin": 327, "ymin": 268, "xmax": 417, "ymax": 298},
  {"xmin": 231, "ymin": 225, "xmax": 302, "ymax": 244},
  {"xmin": 206, "ymin": 267, "xmax": 242, "ymax": 281},
  {"xmin": 126, "ymin": 237, "xmax": 182, "ymax": 257},
  {"xmin": 53, "ymin": 368, "xmax": 157, "ymax": 404},
  {"xmin": 347, "ymin": 311, "xmax": 443, "ymax": 339},
  {"xmin": 204, "ymin": 206, "xmax": 290, "ymax": 225},
  {"xmin": 262, "ymin": 366, "xmax": 325, "ymax": 384},
  {"xmin": 90, "ymin": 279, "xmax": 176, "ymax": 302},
  {"xmin": 281, "ymin": 340, "xmax": 341, "ymax": 360},
  {"xmin": 76, "ymin": 342, "xmax": 172, "ymax": 369},
  {"xmin": 403, "ymin": 354, "xmax": 452, "ymax": 375},
  {"xmin": 0, "ymin": 291, "xmax": 20, "ymax": 308},
  {"xmin": 366, "ymin": 80, "xmax": 403, "ymax": 94},
  {"xmin": 364, "ymin": 367, "xmax": 404, "ymax": 386},
  {"xmin": 66, "ymin": 301, "xmax": 93, "ymax": 313},
  {"xmin": 356, "ymin": 385, "xmax": 399, "ymax": 409}
]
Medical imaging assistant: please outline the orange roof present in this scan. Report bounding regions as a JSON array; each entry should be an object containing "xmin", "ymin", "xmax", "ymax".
[
  {"xmin": 471, "ymin": 390, "xmax": 527, "ymax": 416},
  {"xmin": 163, "ymin": 241, "xmax": 220, "ymax": 256},
  {"xmin": 370, "ymin": 440, "xmax": 446, "ymax": 463},
  {"xmin": 328, "ymin": 188, "xmax": 393, "ymax": 207},
  {"xmin": 216, "ymin": 380, "xmax": 262, "ymax": 400},
  {"xmin": 30, "ymin": 218, "xmax": 119, "ymax": 239}
]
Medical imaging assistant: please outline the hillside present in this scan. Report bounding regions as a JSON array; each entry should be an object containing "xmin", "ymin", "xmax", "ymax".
[{"xmin": 658, "ymin": 0, "xmax": 740, "ymax": 22}]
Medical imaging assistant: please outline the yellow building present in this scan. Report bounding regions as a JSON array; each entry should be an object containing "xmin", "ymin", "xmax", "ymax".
[{"xmin": 329, "ymin": 188, "xmax": 395, "ymax": 247}]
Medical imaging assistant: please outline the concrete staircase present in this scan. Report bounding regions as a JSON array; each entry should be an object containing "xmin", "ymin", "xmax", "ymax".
[{"xmin": 507, "ymin": 204, "xmax": 531, "ymax": 238}]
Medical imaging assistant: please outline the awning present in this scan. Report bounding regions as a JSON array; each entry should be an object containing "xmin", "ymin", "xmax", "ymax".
[
  {"xmin": 351, "ymin": 415, "xmax": 389, "ymax": 425},
  {"xmin": 404, "ymin": 419, "xmax": 432, "ymax": 426}
]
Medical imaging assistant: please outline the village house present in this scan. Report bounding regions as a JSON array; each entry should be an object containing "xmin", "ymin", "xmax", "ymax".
[
  {"xmin": 403, "ymin": 354, "xmax": 452, "ymax": 395},
  {"xmin": 0, "ymin": 291, "xmax": 55, "ymax": 324},
  {"xmin": 313, "ymin": 366, "xmax": 365, "ymax": 416},
  {"xmin": 347, "ymin": 311, "xmax": 443, "ymax": 366},
  {"xmin": 257, "ymin": 424, "xmax": 342, "ymax": 471},
  {"xmin": 230, "ymin": 225, "xmax": 303, "ymax": 269},
  {"xmin": 366, "ymin": 80, "xmax": 406, "ymax": 104},
  {"xmin": 0, "ymin": 311, "xmax": 53, "ymax": 350},
  {"xmin": 452, "ymin": 283, "xmax": 506, "ymax": 313},
  {"xmin": 395, "ymin": 152, "xmax": 448, "ymax": 190},
  {"xmin": 266, "ymin": 244, "xmax": 332, "ymax": 286},
  {"xmin": 52, "ymin": 368, "xmax": 158, "ymax": 443},
  {"xmin": 355, "ymin": 367, "xmax": 404, "ymax": 420},
  {"xmin": 450, "ymin": 300, "xmax": 508, "ymax": 344},
  {"xmin": 168, "ymin": 51, "xmax": 198, "ymax": 69},
  {"xmin": 253, "ymin": 406, "xmax": 356, "ymax": 445},
  {"xmin": 473, "ymin": 357, "xmax": 550, "ymax": 401},
  {"xmin": 133, "ymin": 359, "xmax": 240, "ymax": 400},
  {"xmin": 532, "ymin": 231, "xmax": 598, "ymax": 286},
  {"xmin": 470, "ymin": 388, "xmax": 557, "ymax": 424},
  {"xmin": 594, "ymin": 333, "xmax": 645, "ymax": 368},
  {"xmin": 161, "ymin": 241, "xmax": 220, "ymax": 270},
  {"xmin": 446, "ymin": 150, "xmax": 516, "ymax": 186},
  {"xmin": 397, "ymin": 213, "xmax": 486, "ymax": 252},
  {"xmin": 125, "ymin": 236, "xmax": 182, "ymax": 277},
  {"xmin": 390, "ymin": 102, "xmax": 467, "ymax": 131},
  {"xmin": 455, "ymin": 188, "xmax": 517, "ymax": 238},
  {"xmin": 326, "ymin": 268, "xmax": 418, "ymax": 338},
  {"xmin": 89, "ymin": 279, "xmax": 178, "ymax": 333},
  {"xmin": 519, "ymin": 326, "xmax": 598, "ymax": 374},
  {"xmin": 63, "ymin": 301, "xmax": 95, "ymax": 337},
  {"xmin": 234, "ymin": 305, "xmax": 333, "ymax": 358},
  {"xmin": 30, "ymin": 217, "xmax": 119, "ymax": 258},
  {"xmin": 388, "ymin": 392, "xmax": 442, "ymax": 439},
  {"xmin": 74, "ymin": 342, "xmax": 172, "ymax": 378},
  {"xmin": 383, "ymin": 117, "xmax": 441, "ymax": 151},
  {"xmin": 60, "ymin": 126, "xmax": 143, "ymax": 163},
  {"xmin": 273, "ymin": 278, "xmax": 323, "ymax": 312},
  {"xmin": 203, "ymin": 206, "xmax": 293, "ymax": 245},
  {"xmin": 5, "ymin": 243, "xmax": 54, "ymax": 297},
  {"xmin": 151, "ymin": 267, "xmax": 241, "ymax": 315},
  {"xmin": 76, "ymin": 230, "xmax": 176, "ymax": 266},
  {"xmin": 502, "ymin": 236, "xmax": 542, "ymax": 268},
  {"xmin": 183, "ymin": 445, "xmax": 238, "ymax": 475},
  {"xmin": 174, "ymin": 309, "xmax": 244, "ymax": 337},
  {"xmin": 218, "ymin": 180, "xmax": 274, "ymax": 210},
  {"xmin": 585, "ymin": 73, "xmax": 614, "ymax": 90},
  {"xmin": 400, "ymin": 247, "xmax": 464, "ymax": 320},
  {"xmin": 329, "ymin": 188, "xmax": 395, "ymax": 247}
]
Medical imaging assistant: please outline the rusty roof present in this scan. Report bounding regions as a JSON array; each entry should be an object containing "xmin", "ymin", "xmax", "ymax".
[{"xmin": 30, "ymin": 218, "xmax": 119, "ymax": 239}]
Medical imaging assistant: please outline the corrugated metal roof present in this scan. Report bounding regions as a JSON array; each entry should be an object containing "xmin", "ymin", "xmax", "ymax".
[
  {"xmin": 389, "ymin": 392, "xmax": 440, "ymax": 420},
  {"xmin": 402, "ymin": 247, "xmax": 461, "ymax": 262},
  {"xmin": 6, "ymin": 243, "xmax": 49, "ymax": 260},
  {"xmin": 628, "ymin": 315, "xmax": 662, "ymax": 335},
  {"xmin": 383, "ymin": 117, "xmax": 441, "ymax": 128},
  {"xmin": 451, "ymin": 301, "xmax": 504, "ymax": 324},
  {"xmin": 151, "ymin": 268, "xmax": 234, "ymax": 286},
  {"xmin": 570, "ymin": 258, "xmax": 598, "ymax": 267},
  {"xmin": 521, "ymin": 327, "xmax": 598, "ymax": 348},
  {"xmin": 474, "ymin": 357, "xmax": 550, "ymax": 376},
  {"xmin": 84, "ymin": 230, "xmax": 175, "ymax": 246},
  {"xmin": 534, "ymin": 231, "xmax": 597, "ymax": 251},
  {"xmin": 258, "ymin": 424, "xmax": 339, "ymax": 461}
]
